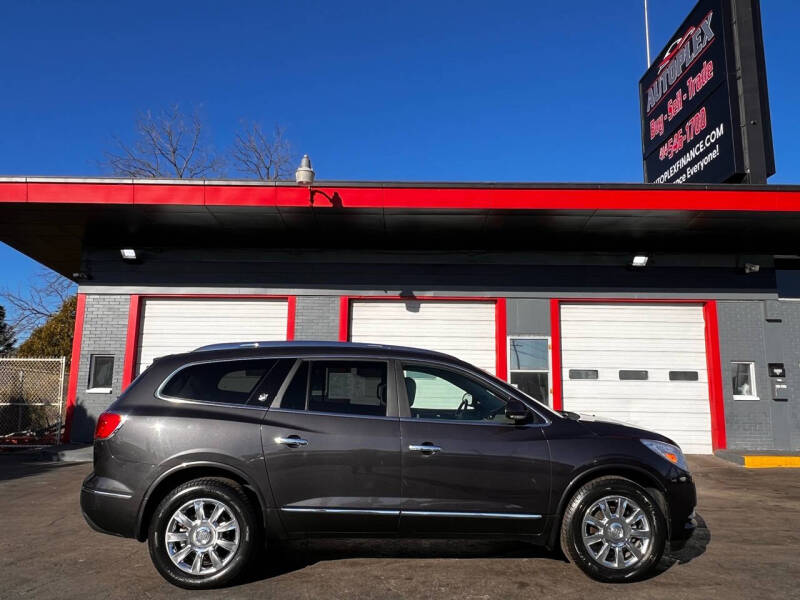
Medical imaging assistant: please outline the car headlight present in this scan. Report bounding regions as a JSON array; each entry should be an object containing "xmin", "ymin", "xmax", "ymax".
[{"xmin": 641, "ymin": 439, "xmax": 688, "ymax": 471}]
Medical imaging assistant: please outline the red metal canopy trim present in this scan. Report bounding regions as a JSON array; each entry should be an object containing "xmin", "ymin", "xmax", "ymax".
[{"xmin": 2, "ymin": 179, "xmax": 800, "ymax": 211}]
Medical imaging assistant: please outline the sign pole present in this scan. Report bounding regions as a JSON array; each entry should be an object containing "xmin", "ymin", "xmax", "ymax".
[{"xmin": 730, "ymin": 0, "xmax": 775, "ymax": 184}]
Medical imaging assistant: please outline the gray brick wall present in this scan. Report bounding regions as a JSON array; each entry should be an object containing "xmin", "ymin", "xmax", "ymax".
[
  {"xmin": 294, "ymin": 296, "xmax": 340, "ymax": 341},
  {"xmin": 765, "ymin": 300, "xmax": 800, "ymax": 450},
  {"xmin": 71, "ymin": 294, "xmax": 130, "ymax": 442},
  {"xmin": 717, "ymin": 301, "xmax": 774, "ymax": 449},
  {"xmin": 717, "ymin": 300, "xmax": 800, "ymax": 450}
]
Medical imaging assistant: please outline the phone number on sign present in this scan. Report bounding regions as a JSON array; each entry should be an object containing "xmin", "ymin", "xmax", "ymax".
[{"xmin": 659, "ymin": 107, "xmax": 708, "ymax": 161}]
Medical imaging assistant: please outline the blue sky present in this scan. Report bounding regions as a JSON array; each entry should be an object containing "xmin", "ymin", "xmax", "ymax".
[{"xmin": 1, "ymin": 0, "xmax": 798, "ymax": 293}]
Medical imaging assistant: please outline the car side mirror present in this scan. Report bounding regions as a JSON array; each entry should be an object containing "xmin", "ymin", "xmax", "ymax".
[{"xmin": 505, "ymin": 399, "xmax": 531, "ymax": 423}]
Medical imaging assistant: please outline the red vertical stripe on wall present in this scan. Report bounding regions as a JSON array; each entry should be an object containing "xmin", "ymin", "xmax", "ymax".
[
  {"xmin": 550, "ymin": 299, "xmax": 563, "ymax": 411},
  {"xmin": 338, "ymin": 296, "xmax": 350, "ymax": 341},
  {"xmin": 495, "ymin": 298, "xmax": 508, "ymax": 380},
  {"xmin": 62, "ymin": 293, "xmax": 86, "ymax": 443},
  {"xmin": 286, "ymin": 296, "xmax": 297, "ymax": 340},
  {"xmin": 703, "ymin": 301, "xmax": 727, "ymax": 450},
  {"xmin": 121, "ymin": 295, "xmax": 141, "ymax": 389}
]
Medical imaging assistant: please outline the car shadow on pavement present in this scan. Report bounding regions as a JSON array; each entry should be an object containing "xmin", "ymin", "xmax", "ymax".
[
  {"xmin": 241, "ymin": 514, "xmax": 711, "ymax": 586},
  {"xmin": 242, "ymin": 538, "xmax": 566, "ymax": 584},
  {"xmin": 642, "ymin": 513, "xmax": 712, "ymax": 582},
  {"xmin": 0, "ymin": 458, "xmax": 86, "ymax": 483}
]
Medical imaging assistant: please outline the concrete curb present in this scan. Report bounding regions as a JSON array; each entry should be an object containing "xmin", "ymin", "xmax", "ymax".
[
  {"xmin": 743, "ymin": 455, "xmax": 800, "ymax": 468},
  {"xmin": 715, "ymin": 449, "xmax": 800, "ymax": 468}
]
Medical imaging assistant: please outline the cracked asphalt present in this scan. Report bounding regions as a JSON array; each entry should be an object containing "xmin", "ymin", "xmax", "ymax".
[{"xmin": 3, "ymin": 455, "xmax": 799, "ymax": 599}]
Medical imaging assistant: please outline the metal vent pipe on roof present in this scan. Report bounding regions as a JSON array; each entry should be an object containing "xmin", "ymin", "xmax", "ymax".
[{"xmin": 295, "ymin": 154, "xmax": 315, "ymax": 185}]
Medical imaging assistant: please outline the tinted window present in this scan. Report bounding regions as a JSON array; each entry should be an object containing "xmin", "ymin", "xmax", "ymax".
[
  {"xmin": 619, "ymin": 370, "xmax": 648, "ymax": 380},
  {"xmin": 251, "ymin": 359, "xmax": 295, "ymax": 406},
  {"xmin": 669, "ymin": 371, "xmax": 699, "ymax": 381},
  {"xmin": 280, "ymin": 361, "xmax": 309, "ymax": 410},
  {"xmin": 569, "ymin": 369, "xmax": 598, "ymax": 380},
  {"xmin": 403, "ymin": 364, "xmax": 513, "ymax": 423},
  {"xmin": 308, "ymin": 361, "xmax": 387, "ymax": 416},
  {"xmin": 277, "ymin": 361, "xmax": 388, "ymax": 416},
  {"xmin": 161, "ymin": 359, "xmax": 275, "ymax": 404}
]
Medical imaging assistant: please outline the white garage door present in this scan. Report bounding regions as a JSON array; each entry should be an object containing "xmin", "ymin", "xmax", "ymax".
[
  {"xmin": 136, "ymin": 298, "xmax": 289, "ymax": 374},
  {"xmin": 349, "ymin": 300, "xmax": 497, "ymax": 374},
  {"xmin": 560, "ymin": 303, "xmax": 712, "ymax": 454}
]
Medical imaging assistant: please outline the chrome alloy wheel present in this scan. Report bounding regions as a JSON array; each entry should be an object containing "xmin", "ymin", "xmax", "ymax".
[
  {"xmin": 165, "ymin": 498, "xmax": 240, "ymax": 575},
  {"xmin": 581, "ymin": 495, "xmax": 652, "ymax": 570}
]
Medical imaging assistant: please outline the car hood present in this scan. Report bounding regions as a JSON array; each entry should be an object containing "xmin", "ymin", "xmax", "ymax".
[{"xmin": 565, "ymin": 411, "xmax": 676, "ymax": 445}]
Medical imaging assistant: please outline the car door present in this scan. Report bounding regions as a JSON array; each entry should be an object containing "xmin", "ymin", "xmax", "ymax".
[
  {"xmin": 147, "ymin": 357, "xmax": 285, "ymax": 512},
  {"xmin": 261, "ymin": 357, "xmax": 402, "ymax": 534},
  {"xmin": 397, "ymin": 360, "xmax": 551, "ymax": 535}
]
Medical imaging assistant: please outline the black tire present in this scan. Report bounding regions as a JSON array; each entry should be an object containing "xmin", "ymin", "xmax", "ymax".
[
  {"xmin": 147, "ymin": 478, "xmax": 259, "ymax": 589},
  {"xmin": 560, "ymin": 476, "xmax": 666, "ymax": 583}
]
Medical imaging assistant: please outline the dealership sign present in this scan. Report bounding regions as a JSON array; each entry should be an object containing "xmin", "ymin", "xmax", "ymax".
[{"xmin": 639, "ymin": 0, "xmax": 774, "ymax": 184}]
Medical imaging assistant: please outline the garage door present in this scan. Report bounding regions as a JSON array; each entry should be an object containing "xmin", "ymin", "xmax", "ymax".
[
  {"xmin": 560, "ymin": 303, "xmax": 712, "ymax": 454},
  {"xmin": 136, "ymin": 298, "xmax": 290, "ymax": 374},
  {"xmin": 349, "ymin": 300, "xmax": 497, "ymax": 374}
]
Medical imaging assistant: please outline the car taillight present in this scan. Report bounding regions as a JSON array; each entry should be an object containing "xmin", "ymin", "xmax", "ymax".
[{"xmin": 95, "ymin": 412, "xmax": 123, "ymax": 440}]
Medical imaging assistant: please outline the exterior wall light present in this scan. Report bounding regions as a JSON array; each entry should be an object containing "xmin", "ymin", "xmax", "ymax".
[
  {"xmin": 120, "ymin": 249, "xmax": 137, "ymax": 261},
  {"xmin": 295, "ymin": 154, "xmax": 315, "ymax": 185},
  {"xmin": 744, "ymin": 263, "xmax": 760, "ymax": 274},
  {"xmin": 631, "ymin": 255, "xmax": 649, "ymax": 267}
]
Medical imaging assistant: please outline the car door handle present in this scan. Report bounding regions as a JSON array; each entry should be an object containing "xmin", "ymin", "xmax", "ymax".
[
  {"xmin": 275, "ymin": 436, "xmax": 309, "ymax": 448},
  {"xmin": 409, "ymin": 443, "xmax": 442, "ymax": 454}
]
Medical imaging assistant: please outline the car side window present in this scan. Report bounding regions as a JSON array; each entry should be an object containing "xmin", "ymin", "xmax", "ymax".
[
  {"xmin": 277, "ymin": 360, "xmax": 388, "ymax": 417},
  {"xmin": 402, "ymin": 363, "xmax": 514, "ymax": 424},
  {"xmin": 160, "ymin": 359, "xmax": 276, "ymax": 405},
  {"xmin": 280, "ymin": 361, "xmax": 309, "ymax": 410}
]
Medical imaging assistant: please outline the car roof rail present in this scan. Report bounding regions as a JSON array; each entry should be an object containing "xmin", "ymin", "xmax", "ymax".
[
  {"xmin": 192, "ymin": 341, "xmax": 288, "ymax": 352},
  {"xmin": 190, "ymin": 340, "xmax": 398, "ymax": 353}
]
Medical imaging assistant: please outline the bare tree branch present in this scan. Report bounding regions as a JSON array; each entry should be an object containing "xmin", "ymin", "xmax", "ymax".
[
  {"xmin": 103, "ymin": 105, "xmax": 225, "ymax": 179},
  {"xmin": 0, "ymin": 270, "xmax": 77, "ymax": 339},
  {"xmin": 231, "ymin": 123, "xmax": 295, "ymax": 180}
]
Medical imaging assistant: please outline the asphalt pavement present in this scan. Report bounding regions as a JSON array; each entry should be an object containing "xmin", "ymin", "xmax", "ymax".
[{"xmin": 3, "ymin": 455, "xmax": 799, "ymax": 599}]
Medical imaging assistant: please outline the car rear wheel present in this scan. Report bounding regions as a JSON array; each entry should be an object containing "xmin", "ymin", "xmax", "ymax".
[
  {"xmin": 560, "ymin": 476, "xmax": 666, "ymax": 582},
  {"xmin": 148, "ymin": 478, "xmax": 258, "ymax": 589}
]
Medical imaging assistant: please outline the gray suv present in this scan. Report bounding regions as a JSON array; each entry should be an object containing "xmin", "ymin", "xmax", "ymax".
[{"xmin": 81, "ymin": 341, "xmax": 696, "ymax": 588}]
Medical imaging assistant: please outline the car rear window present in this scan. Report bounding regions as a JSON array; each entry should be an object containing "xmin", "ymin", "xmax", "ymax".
[{"xmin": 160, "ymin": 359, "xmax": 278, "ymax": 405}]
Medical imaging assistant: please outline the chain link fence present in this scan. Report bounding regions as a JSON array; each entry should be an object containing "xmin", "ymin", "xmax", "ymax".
[{"xmin": 0, "ymin": 358, "xmax": 66, "ymax": 446}]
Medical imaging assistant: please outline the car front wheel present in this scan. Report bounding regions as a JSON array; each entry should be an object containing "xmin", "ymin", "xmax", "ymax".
[
  {"xmin": 147, "ymin": 478, "xmax": 258, "ymax": 589},
  {"xmin": 560, "ymin": 476, "xmax": 666, "ymax": 582}
]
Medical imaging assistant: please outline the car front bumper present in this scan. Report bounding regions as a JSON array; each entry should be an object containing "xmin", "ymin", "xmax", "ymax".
[{"xmin": 666, "ymin": 472, "xmax": 698, "ymax": 542}]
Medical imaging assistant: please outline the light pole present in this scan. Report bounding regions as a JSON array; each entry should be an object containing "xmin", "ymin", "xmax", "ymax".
[{"xmin": 644, "ymin": 0, "xmax": 652, "ymax": 67}]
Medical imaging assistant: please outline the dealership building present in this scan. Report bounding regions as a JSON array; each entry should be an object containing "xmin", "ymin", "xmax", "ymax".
[{"xmin": 1, "ymin": 177, "xmax": 800, "ymax": 452}]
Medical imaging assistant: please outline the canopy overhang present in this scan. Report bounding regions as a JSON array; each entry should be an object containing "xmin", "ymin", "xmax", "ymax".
[{"xmin": 2, "ymin": 177, "xmax": 800, "ymax": 277}]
